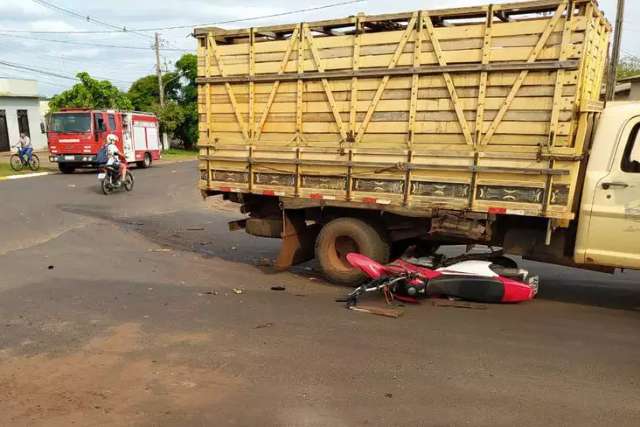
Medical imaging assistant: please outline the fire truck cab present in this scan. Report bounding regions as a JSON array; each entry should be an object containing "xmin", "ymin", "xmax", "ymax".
[{"xmin": 47, "ymin": 109, "xmax": 161, "ymax": 173}]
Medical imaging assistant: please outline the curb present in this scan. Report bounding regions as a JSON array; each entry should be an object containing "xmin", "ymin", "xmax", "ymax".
[{"xmin": 0, "ymin": 171, "xmax": 56, "ymax": 181}]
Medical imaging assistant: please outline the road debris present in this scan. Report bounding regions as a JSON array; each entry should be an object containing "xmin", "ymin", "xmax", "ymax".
[
  {"xmin": 185, "ymin": 227, "xmax": 205, "ymax": 231},
  {"xmin": 432, "ymin": 300, "xmax": 488, "ymax": 310},
  {"xmin": 255, "ymin": 257, "xmax": 273, "ymax": 267},
  {"xmin": 47, "ymin": 265, "xmax": 54, "ymax": 270},
  {"xmin": 270, "ymin": 286, "xmax": 286, "ymax": 291},
  {"xmin": 198, "ymin": 291, "xmax": 218, "ymax": 296},
  {"xmin": 348, "ymin": 304, "xmax": 404, "ymax": 319},
  {"xmin": 255, "ymin": 322, "xmax": 274, "ymax": 329},
  {"xmin": 232, "ymin": 288, "xmax": 244, "ymax": 295},
  {"xmin": 149, "ymin": 248, "xmax": 172, "ymax": 252}
]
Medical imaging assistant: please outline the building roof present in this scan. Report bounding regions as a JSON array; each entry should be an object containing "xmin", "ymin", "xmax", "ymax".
[{"xmin": 0, "ymin": 78, "xmax": 39, "ymax": 98}]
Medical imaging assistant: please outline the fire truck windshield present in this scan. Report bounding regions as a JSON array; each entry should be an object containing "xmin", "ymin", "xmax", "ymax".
[{"xmin": 50, "ymin": 113, "xmax": 91, "ymax": 133}]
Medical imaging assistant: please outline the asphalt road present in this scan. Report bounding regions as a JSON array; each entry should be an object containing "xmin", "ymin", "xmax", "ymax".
[{"xmin": 1, "ymin": 161, "xmax": 639, "ymax": 427}]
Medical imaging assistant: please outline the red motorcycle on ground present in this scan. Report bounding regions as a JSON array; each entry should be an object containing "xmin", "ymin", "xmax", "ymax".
[{"xmin": 339, "ymin": 252, "xmax": 538, "ymax": 306}]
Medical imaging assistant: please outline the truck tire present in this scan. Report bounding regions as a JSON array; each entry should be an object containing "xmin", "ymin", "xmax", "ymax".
[
  {"xmin": 315, "ymin": 217, "xmax": 389, "ymax": 285},
  {"xmin": 58, "ymin": 164, "xmax": 75, "ymax": 174},
  {"xmin": 137, "ymin": 153, "xmax": 152, "ymax": 168}
]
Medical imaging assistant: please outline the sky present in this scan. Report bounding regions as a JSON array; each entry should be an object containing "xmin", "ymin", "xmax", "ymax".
[{"xmin": 0, "ymin": 0, "xmax": 636, "ymax": 97}]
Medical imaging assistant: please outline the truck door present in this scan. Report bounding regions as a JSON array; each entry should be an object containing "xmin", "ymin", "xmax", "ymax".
[
  {"xmin": 94, "ymin": 112, "xmax": 107, "ymax": 146},
  {"xmin": 583, "ymin": 116, "xmax": 640, "ymax": 268}
]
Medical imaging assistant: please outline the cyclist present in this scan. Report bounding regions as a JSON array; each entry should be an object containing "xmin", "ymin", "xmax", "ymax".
[{"xmin": 17, "ymin": 133, "xmax": 33, "ymax": 164}]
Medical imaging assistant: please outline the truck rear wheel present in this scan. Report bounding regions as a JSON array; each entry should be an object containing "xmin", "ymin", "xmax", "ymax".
[
  {"xmin": 58, "ymin": 164, "xmax": 75, "ymax": 174},
  {"xmin": 137, "ymin": 153, "xmax": 152, "ymax": 168},
  {"xmin": 315, "ymin": 217, "xmax": 389, "ymax": 285}
]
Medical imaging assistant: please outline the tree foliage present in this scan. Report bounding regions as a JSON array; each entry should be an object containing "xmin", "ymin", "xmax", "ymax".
[
  {"xmin": 126, "ymin": 53, "xmax": 199, "ymax": 149},
  {"xmin": 172, "ymin": 54, "xmax": 198, "ymax": 149},
  {"xmin": 49, "ymin": 72, "xmax": 133, "ymax": 112},
  {"xmin": 128, "ymin": 73, "xmax": 180, "ymax": 112}
]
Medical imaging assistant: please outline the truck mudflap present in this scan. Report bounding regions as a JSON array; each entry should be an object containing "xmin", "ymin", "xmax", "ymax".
[{"xmin": 274, "ymin": 211, "xmax": 320, "ymax": 271}]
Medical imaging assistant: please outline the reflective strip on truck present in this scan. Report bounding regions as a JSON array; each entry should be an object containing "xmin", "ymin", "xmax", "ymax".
[
  {"xmin": 489, "ymin": 207, "xmax": 526, "ymax": 216},
  {"xmin": 362, "ymin": 197, "xmax": 391, "ymax": 205}
]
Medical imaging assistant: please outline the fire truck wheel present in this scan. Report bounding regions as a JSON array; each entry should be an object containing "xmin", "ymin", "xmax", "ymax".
[
  {"xmin": 58, "ymin": 164, "xmax": 75, "ymax": 174},
  {"xmin": 315, "ymin": 217, "xmax": 389, "ymax": 285},
  {"xmin": 137, "ymin": 153, "xmax": 152, "ymax": 169}
]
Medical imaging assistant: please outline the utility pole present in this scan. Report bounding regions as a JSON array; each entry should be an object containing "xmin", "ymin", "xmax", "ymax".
[
  {"xmin": 154, "ymin": 32, "xmax": 165, "ymax": 108},
  {"xmin": 606, "ymin": 0, "xmax": 625, "ymax": 101},
  {"xmin": 154, "ymin": 32, "xmax": 169, "ymax": 149}
]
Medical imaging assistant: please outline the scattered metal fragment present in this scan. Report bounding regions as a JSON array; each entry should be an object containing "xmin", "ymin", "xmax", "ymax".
[
  {"xmin": 255, "ymin": 322, "xmax": 274, "ymax": 329},
  {"xmin": 349, "ymin": 304, "xmax": 404, "ymax": 318},
  {"xmin": 432, "ymin": 300, "xmax": 488, "ymax": 310}
]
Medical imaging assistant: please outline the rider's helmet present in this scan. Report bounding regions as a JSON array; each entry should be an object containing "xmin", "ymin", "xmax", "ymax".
[{"xmin": 106, "ymin": 134, "xmax": 118, "ymax": 145}]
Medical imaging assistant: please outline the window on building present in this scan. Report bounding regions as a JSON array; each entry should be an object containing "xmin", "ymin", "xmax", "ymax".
[
  {"xmin": 17, "ymin": 110, "xmax": 30, "ymax": 137},
  {"xmin": 108, "ymin": 114, "xmax": 116, "ymax": 131}
]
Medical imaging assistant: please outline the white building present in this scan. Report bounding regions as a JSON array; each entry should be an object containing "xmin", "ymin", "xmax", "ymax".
[{"xmin": 0, "ymin": 78, "xmax": 47, "ymax": 153}]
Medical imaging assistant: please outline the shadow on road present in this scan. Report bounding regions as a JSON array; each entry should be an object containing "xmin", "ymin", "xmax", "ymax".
[
  {"xmin": 537, "ymin": 279, "xmax": 640, "ymax": 312},
  {"xmin": 56, "ymin": 203, "xmax": 640, "ymax": 312}
]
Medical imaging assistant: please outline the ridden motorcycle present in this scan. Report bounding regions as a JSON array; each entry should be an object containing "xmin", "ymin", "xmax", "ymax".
[
  {"xmin": 340, "ymin": 252, "xmax": 539, "ymax": 305},
  {"xmin": 98, "ymin": 156, "xmax": 134, "ymax": 195}
]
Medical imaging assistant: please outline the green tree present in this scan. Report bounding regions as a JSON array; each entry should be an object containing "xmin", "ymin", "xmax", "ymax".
[
  {"xmin": 127, "ymin": 73, "xmax": 180, "ymax": 111},
  {"xmin": 617, "ymin": 55, "xmax": 640, "ymax": 80},
  {"xmin": 154, "ymin": 102, "xmax": 185, "ymax": 136},
  {"xmin": 173, "ymin": 54, "xmax": 198, "ymax": 149},
  {"xmin": 125, "ymin": 54, "xmax": 199, "ymax": 149},
  {"xmin": 49, "ymin": 72, "xmax": 133, "ymax": 111}
]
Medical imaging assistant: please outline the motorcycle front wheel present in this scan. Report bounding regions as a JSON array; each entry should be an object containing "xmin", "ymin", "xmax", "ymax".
[
  {"xmin": 101, "ymin": 179, "xmax": 113, "ymax": 195},
  {"xmin": 123, "ymin": 172, "xmax": 134, "ymax": 192}
]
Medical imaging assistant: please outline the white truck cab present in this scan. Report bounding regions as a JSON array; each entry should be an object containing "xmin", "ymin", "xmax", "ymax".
[{"xmin": 576, "ymin": 103, "xmax": 640, "ymax": 269}]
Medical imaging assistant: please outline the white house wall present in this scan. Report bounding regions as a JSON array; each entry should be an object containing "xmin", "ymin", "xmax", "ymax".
[{"xmin": 0, "ymin": 97, "xmax": 46, "ymax": 151}]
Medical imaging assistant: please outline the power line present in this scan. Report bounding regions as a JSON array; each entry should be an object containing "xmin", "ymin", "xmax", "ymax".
[
  {"xmin": 0, "ymin": 32, "xmax": 190, "ymax": 52},
  {"xmin": 0, "ymin": 0, "xmax": 364, "ymax": 34},
  {"xmin": 0, "ymin": 59, "xmax": 135, "ymax": 85},
  {"xmin": 0, "ymin": 73, "xmax": 70, "ymax": 90},
  {"xmin": 30, "ymin": 0, "xmax": 152, "ymax": 39},
  {"xmin": 0, "ymin": 60, "xmax": 78, "ymax": 81},
  {"xmin": 134, "ymin": 0, "xmax": 365, "ymax": 31}
]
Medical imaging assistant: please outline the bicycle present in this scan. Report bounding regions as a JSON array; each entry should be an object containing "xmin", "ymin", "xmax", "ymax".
[{"xmin": 10, "ymin": 149, "xmax": 40, "ymax": 172}]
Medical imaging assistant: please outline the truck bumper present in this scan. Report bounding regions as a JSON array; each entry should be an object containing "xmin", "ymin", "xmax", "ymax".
[{"xmin": 50, "ymin": 154, "xmax": 98, "ymax": 167}]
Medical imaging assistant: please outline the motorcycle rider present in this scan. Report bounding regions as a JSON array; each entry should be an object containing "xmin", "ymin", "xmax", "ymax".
[{"xmin": 105, "ymin": 134, "xmax": 126, "ymax": 185}]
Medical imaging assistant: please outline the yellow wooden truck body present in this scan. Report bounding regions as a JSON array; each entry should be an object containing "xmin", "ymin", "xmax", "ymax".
[{"xmin": 196, "ymin": 0, "xmax": 610, "ymax": 225}]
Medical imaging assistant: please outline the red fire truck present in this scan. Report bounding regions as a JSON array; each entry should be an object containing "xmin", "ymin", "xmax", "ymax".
[{"xmin": 47, "ymin": 109, "xmax": 161, "ymax": 173}]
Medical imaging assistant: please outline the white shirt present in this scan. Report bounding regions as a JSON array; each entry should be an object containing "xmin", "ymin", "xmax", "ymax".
[
  {"xmin": 18, "ymin": 135, "xmax": 32, "ymax": 149},
  {"xmin": 107, "ymin": 143, "xmax": 121, "ymax": 158}
]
